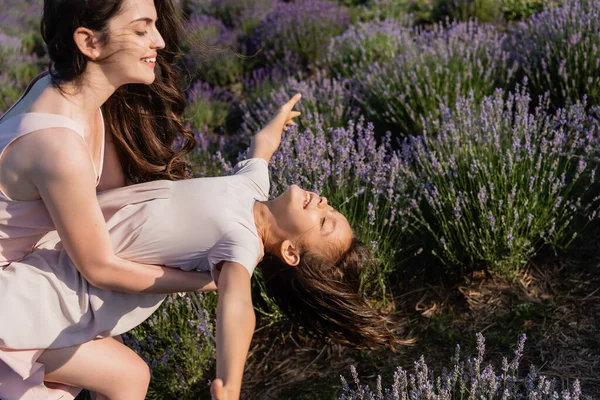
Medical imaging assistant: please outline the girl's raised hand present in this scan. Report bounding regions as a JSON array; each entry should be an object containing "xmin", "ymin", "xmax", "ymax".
[
  {"xmin": 267, "ymin": 93, "xmax": 302, "ymax": 132},
  {"xmin": 249, "ymin": 93, "xmax": 302, "ymax": 164},
  {"xmin": 211, "ymin": 378, "xmax": 232, "ymax": 400}
]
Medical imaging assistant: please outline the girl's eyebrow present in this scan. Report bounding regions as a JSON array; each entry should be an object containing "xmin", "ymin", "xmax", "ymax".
[{"xmin": 322, "ymin": 218, "xmax": 336, "ymax": 236}]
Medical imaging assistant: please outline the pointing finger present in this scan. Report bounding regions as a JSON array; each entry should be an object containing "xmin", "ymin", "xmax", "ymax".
[{"xmin": 285, "ymin": 93, "xmax": 302, "ymax": 109}]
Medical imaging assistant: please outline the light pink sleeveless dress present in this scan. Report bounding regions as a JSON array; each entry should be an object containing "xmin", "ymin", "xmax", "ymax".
[
  {"xmin": 0, "ymin": 71, "xmax": 111, "ymax": 399},
  {"xmin": 0, "ymin": 72, "xmax": 170, "ymax": 399}
]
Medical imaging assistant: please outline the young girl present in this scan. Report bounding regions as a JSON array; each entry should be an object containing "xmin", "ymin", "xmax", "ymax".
[{"xmin": 0, "ymin": 96, "xmax": 400, "ymax": 399}]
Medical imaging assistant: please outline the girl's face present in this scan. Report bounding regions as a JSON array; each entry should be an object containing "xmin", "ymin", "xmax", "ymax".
[
  {"xmin": 98, "ymin": 0, "xmax": 165, "ymax": 85},
  {"xmin": 270, "ymin": 185, "xmax": 353, "ymax": 260}
]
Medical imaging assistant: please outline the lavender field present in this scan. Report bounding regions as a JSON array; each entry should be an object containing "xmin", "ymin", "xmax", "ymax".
[{"xmin": 1, "ymin": 0, "xmax": 599, "ymax": 399}]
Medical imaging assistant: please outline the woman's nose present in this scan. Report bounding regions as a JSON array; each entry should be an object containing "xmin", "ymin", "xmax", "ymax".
[
  {"xmin": 151, "ymin": 28, "xmax": 166, "ymax": 50},
  {"xmin": 319, "ymin": 197, "xmax": 328, "ymax": 206}
]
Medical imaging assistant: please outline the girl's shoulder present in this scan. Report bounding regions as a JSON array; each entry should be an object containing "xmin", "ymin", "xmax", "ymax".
[{"xmin": 232, "ymin": 158, "xmax": 270, "ymax": 200}]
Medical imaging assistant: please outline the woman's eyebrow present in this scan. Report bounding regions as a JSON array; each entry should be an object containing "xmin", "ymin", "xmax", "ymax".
[{"xmin": 129, "ymin": 17, "xmax": 154, "ymax": 24}]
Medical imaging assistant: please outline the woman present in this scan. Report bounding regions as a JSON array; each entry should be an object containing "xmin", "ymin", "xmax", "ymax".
[
  {"xmin": 0, "ymin": 0, "xmax": 233, "ymax": 398},
  {"xmin": 0, "ymin": 95, "xmax": 401, "ymax": 399}
]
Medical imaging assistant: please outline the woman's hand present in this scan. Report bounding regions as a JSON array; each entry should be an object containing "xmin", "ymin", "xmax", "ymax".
[
  {"xmin": 211, "ymin": 378, "xmax": 236, "ymax": 400},
  {"xmin": 249, "ymin": 94, "xmax": 302, "ymax": 164}
]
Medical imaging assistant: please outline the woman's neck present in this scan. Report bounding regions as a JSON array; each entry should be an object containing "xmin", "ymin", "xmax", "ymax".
[{"xmin": 47, "ymin": 66, "xmax": 118, "ymax": 123}]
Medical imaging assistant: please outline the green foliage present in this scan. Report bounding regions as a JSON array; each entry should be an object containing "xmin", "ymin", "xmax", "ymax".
[
  {"xmin": 123, "ymin": 293, "xmax": 218, "ymax": 400},
  {"xmin": 348, "ymin": 0, "xmax": 412, "ymax": 23},
  {"xmin": 501, "ymin": 0, "xmax": 548, "ymax": 21},
  {"xmin": 184, "ymin": 82, "xmax": 233, "ymax": 133},
  {"xmin": 430, "ymin": 0, "xmax": 504, "ymax": 23},
  {"xmin": 185, "ymin": 98, "xmax": 231, "ymax": 133}
]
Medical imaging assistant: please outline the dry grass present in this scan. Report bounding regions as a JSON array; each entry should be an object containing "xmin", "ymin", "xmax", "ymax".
[{"xmin": 242, "ymin": 255, "xmax": 600, "ymax": 399}]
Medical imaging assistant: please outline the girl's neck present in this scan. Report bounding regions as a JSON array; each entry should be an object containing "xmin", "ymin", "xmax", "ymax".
[{"xmin": 253, "ymin": 200, "xmax": 279, "ymax": 255}]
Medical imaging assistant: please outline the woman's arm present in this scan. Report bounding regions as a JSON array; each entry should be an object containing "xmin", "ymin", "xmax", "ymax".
[
  {"xmin": 248, "ymin": 94, "xmax": 301, "ymax": 164},
  {"xmin": 29, "ymin": 129, "xmax": 214, "ymax": 294},
  {"xmin": 211, "ymin": 261, "xmax": 255, "ymax": 400}
]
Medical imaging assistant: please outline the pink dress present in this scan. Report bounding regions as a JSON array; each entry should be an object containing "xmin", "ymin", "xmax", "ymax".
[
  {"xmin": 0, "ymin": 74, "xmax": 268, "ymax": 399},
  {"xmin": 0, "ymin": 71, "xmax": 107, "ymax": 399}
]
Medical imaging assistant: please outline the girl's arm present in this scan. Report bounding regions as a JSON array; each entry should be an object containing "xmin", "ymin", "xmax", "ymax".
[
  {"xmin": 29, "ymin": 129, "xmax": 215, "ymax": 294},
  {"xmin": 211, "ymin": 261, "xmax": 255, "ymax": 400},
  {"xmin": 248, "ymin": 94, "xmax": 301, "ymax": 164}
]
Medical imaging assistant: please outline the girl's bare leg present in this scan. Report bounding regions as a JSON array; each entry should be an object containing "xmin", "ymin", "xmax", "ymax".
[{"xmin": 38, "ymin": 336, "xmax": 150, "ymax": 400}]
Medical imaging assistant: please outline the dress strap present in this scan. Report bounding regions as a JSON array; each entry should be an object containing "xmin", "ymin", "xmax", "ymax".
[{"xmin": 0, "ymin": 113, "xmax": 85, "ymax": 139}]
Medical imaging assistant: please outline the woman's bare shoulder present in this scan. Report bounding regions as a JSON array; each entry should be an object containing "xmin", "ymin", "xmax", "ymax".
[{"xmin": 5, "ymin": 127, "xmax": 91, "ymax": 175}]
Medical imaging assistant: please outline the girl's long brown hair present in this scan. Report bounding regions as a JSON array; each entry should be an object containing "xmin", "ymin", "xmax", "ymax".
[
  {"xmin": 42, "ymin": 0, "xmax": 196, "ymax": 183},
  {"xmin": 259, "ymin": 238, "xmax": 414, "ymax": 350}
]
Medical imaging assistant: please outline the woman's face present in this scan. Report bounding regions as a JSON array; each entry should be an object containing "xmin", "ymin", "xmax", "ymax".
[
  {"xmin": 270, "ymin": 185, "xmax": 353, "ymax": 260},
  {"xmin": 99, "ymin": 0, "xmax": 166, "ymax": 85}
]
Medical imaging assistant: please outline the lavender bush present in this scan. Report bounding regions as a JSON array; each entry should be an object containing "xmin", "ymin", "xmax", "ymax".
[
  {"xmin": 511, "ymin": 0, "xmax": 600, "ymax": 109},
  {"xmin": 0, "ymin": 0, "xmax": 43, "ymax": 37},
  {"xmin": 122, "ymin": 292, "xmax": 217, "ymax": 400},
  {"xmin": 339, "ymin": 333, "xmax": 585, "ymax": 400},
  {"xmin": 181, "ymin": 15, "xmax": 244, "ymax": 88},
  {"xmin": 247, "ymin": 0, "xmax": 350, "ymax": 73},
  {"xmin": 188, "ymin": 126, "xmax": 234, "ymax": 178},
  {"xmin": 325, "ymin": 18, "xmax": 414, "ymax": 79},
  {"xmin": 187, "ymin": 0, "xmax": 277, "ymax": 35},
  {"xmin": 357, "ymin": 20, "xmax": 518, "ymax": 135},
  {"xmin": 184, "ymin": 80, "xmax": 234, "ymax": 132},
  {"xmin": 405, "ymin": 88, "xmax": 600, "ymax": 273},
  {"xmin": 349, "ymin": 0, "xmax": 411, "ymax": 24},
  {"xmin": 430, "ymin": 0, "xmax": 504, "ymax": 23},
  {"xmin": 0, "ymin": 34, "xmax": 44, "ymax": 115},
  {"xmin": 239, "ymin": 72, "xmax": 360, "ymax": 138},
  {"xmin": 501, "ymin": 0, "xmax": 552, "ymax": 21},
  {"xmin": 239, "ymin": 66, "xmax": 288, "ymax": 108}
]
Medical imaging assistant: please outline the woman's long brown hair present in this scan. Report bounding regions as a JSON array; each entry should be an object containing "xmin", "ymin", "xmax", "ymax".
[{"xmin": 42, "ymin": 0, "xmax": 196, "ymax": 183}]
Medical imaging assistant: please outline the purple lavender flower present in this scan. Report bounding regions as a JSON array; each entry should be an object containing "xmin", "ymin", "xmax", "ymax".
[
  {"xmin": 339, "ymin": 333, "xmax": 586, "ymax": 399},
  {"xmin": 247, "ymin": 0, "xmax": 350, "ymax": 72},
  {"xmin": 357, "ymin": 20, "xmax": 518, "ymax": 135},
  {"xmin": 511, "ymin": 0, "xmax": 600, "ymax": 108},
  {"xmin": 325, "ymin": 18, "xmax": 414, "ymax": 79},
  {"xmin": 240, "ymin": 72, "xmax": 359, "ymax": 138},
  {"xmin": 409, "ymin": 87, "xmax": 600, "ymax": 271}
]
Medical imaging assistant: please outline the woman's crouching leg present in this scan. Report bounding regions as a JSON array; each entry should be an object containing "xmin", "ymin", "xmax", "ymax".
[{"xmin": 38, "ymin": 336, "xmax": 150, "ymax": 400}]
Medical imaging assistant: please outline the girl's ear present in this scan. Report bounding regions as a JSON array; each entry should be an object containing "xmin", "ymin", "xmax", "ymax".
[
  {"xmin": 73, "ymin": 27, "xmax": 101, "ymax": 60},
  {"xmin": 280, "ymin": 239, "xmax": 300, "ymax": 267}
]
